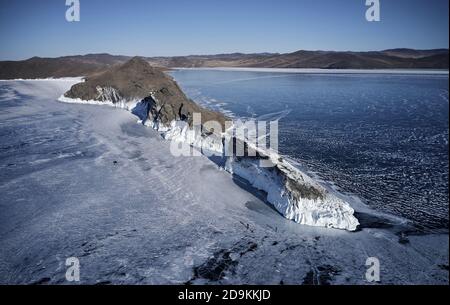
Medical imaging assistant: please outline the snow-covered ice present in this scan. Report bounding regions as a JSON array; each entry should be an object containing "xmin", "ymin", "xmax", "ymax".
[
  {"xmin": 0, "ymin": 79, "xmax": 448, "ymax": 284},
  {"xmin": 59, "ymin": 85, "xmax": 360, "ymax": 231}
]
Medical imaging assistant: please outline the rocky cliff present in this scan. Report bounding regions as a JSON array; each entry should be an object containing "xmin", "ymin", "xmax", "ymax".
[{"xmin": 224, "ymin": 139, "xmax": 359, "ymax": 231}]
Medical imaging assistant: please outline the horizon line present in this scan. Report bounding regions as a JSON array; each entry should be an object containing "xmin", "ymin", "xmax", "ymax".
[{"xmin": 2, "ymin": 47, "xmax": 449, "ymax": 62}]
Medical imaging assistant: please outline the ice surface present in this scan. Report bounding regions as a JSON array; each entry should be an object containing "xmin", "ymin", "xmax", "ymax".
[
  {"xmin": 170, "ymin": 69, "xmax": 449, "ymax": 231},
  {"xmin": 58, "ymin": 82, "xmax": 360, "ymax": 231},
  {"xmin": 0, "ymin": 79, "xmax": 447, "ymax": 285},
  {"xmin": 175, "ymin": 67, "xmax": 450, "ymax": 75}
]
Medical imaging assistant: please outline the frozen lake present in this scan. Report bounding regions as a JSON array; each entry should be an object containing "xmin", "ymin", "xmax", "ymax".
[
  {"xmin": 0, "ymin": 79, "xmax": 448, "ymax": 284},
  {"xmin": 171, "ymin": 69, "xmax": 449, "ymax": 232}
]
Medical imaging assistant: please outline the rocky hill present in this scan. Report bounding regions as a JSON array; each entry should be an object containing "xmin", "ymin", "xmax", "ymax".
[
  {"xmin": 60, "ymin": 57, "xmax": 359, "ymax": 231},
  {"xmin": 0, "ymin": 54, "xmax": 129, "ymax": 79},
  {"xmin": 63, "ymin": 57, "xmax": 226, "ymax": 130}
]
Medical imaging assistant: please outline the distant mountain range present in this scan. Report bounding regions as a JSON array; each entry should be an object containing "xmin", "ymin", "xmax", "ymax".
[
  {"xmin": 146, "ymin": 48, "xmax": 449, "ymax": 69},
  {"xmin": 0, "ymin": 48, "xmax": 448, "ymax": 79}
]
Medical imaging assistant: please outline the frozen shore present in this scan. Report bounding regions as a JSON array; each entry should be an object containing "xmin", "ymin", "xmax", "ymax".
[
  {"xmin": 0, "ymin": 79, "xmax": 447, "ymax": 284},
  {"xmin": 57, "ymin": 76, "xmax": 359, "ymax": 231}
]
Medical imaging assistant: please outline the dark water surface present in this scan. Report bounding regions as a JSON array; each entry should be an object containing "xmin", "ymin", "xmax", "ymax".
[{"xmin": 171, "ymin": 70, "xmax": 449, "ymax": 231}]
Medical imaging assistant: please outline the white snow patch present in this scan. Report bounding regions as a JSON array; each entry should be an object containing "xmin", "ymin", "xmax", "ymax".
[
  {"xmin": 3, "ymin": 78, "xmax": 83, "ymax": 100},
  {"xmin": 0, "ymin": 77, "xmax": 85, "ymax": 82},
  {"xmin": 59, "ymin": 94, "xmax": 224, "ymax": 154}
]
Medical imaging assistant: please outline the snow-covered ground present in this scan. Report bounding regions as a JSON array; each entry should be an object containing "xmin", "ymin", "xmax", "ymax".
[
  {"xmin": 59, "ymin": 87, "xmax": 360, "ymax": 231},
  {"xmin": 0, "ymin": 79, "xmax": 448, "ymax": 284}
]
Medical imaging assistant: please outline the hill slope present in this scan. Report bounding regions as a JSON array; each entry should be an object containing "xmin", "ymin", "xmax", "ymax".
[
  {"xmin": 63, "ymin": 57, "xmax": 226, "ymax": 128},
  {"xmin": 146, "ymin": 49, "xmax": 449, "ymax": 69},
  {"xmin": 0, "ymin": 54, "xmax": 129, "ymax": 79}
]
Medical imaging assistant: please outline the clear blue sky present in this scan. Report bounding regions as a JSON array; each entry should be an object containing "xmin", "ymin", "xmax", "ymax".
[{"xmin": 0, "ymin": 0, "xmax": 448, "ymax": 60}]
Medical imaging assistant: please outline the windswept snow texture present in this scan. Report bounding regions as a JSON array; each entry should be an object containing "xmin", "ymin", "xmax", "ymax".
[
  {"xmin": 171, "ymin": 69, "xmax": 450, "ymax": 233},
  {"xmin": 0, "ymin": 80, "xmax": 448, "ymax": 285},
  {"xmin": 60, "ymin": 89, "xmax": 359, "ymax": 231}
]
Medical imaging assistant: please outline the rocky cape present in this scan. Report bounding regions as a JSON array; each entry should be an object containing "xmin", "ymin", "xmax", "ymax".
[
  {"xmin": 58, "ymin": 57, "xmax": 360, "ymax": 231},
  {"xmin": 63, "ymin": 57, "xmax": 225, "ymax": 129}
]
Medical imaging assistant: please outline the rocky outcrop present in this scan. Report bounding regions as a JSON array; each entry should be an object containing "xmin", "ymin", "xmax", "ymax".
[
  {"xmin": 224, "ymin": 141, "xmax": 359, "ymax": 231},
  {"xmin": 63, "ymin": 57, "xmax": 226, "ymax": 131},
  {"xmin": 60, "ymin": 57, "xmax": 359, "ymax": 231}
]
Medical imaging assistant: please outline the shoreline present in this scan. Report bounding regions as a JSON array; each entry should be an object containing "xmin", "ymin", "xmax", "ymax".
[
  {"xmin": 1, "ymin": 78, "xmax": 446, "ymax": 234},
  {"xmin": 0, "ymin": 79, "xmax": 448, "ymax": 284},
  {"xmin": 58, "ymin": 89, "xmax": 361, "ymax": 231}
]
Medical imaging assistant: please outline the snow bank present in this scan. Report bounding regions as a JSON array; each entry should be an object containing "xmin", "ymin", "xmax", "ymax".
[
  {"xmin": 0, "ymin": 77, "xmax": 84, "ymax": 82},
  {"xmin": 3, "ymin": 78, "xmax": 82, "ymax": 100},
  {"xmin": 58, "ymin": 95, "xmax": 118, "ymax": 108},
  {"xmin": 144, "ymin": 119, "xmax": 224, "ymax": 154},
  {"xmin": 59, "ymin": 94, "xmax": 224, "ymax": 155}
]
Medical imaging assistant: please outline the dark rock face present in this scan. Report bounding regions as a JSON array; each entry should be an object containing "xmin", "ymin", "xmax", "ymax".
[{"xmin": 64, "ymin": 57, "xmax": 227, "ymax": 130}]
